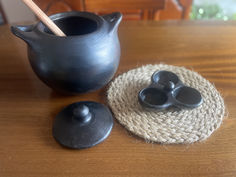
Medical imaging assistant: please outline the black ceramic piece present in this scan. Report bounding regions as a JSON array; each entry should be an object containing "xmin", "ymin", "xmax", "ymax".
[
  {"xmin": 52, "ymin": 101, "xmax": 113, "ymax": 149},
  {"xmin": 138, "ymin": 70, "xmax": 203, "ymax": 110},
  {"xmin": 11, "ymin": 11, "xmax": 122, "ymax": 94}
]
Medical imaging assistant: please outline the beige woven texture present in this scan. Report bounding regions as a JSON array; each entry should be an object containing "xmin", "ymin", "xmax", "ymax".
[{"xmin": 107, "ymin": 64, "xmax": 225, "ymax": 144}]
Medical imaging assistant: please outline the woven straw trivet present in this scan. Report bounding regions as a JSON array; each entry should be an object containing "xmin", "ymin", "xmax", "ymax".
[{"xmin": 107, "ymin": 64, "xmax": 225, "ymax": 144}]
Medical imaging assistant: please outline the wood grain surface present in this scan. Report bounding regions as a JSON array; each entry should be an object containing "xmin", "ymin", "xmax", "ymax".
[{"xmin": 0, "ymin": 21, "xmax": 236, "ymax": 177}]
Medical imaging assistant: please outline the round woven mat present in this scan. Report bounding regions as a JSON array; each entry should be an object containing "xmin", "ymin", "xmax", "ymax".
[{"xmin": 107, "ymin": 64, "xmax": 225, "ymax": 144}]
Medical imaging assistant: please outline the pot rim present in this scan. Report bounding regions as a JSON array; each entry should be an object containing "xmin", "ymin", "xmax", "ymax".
[{"xmin": 36, "ymin": 11, "xmax": 106, "ymax": 39}]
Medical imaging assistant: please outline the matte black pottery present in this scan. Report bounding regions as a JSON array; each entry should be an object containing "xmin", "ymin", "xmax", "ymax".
[
  {"xmin": 11, "ymin": 11, "xmax": 122, "ymax": 94},
  {"xmin": 53, "ymin": 101, "xmax": 113, "ymax": 149},
  {"xmin": 138, "ymin": 70, "xmax": 203, "ymax": 110}
]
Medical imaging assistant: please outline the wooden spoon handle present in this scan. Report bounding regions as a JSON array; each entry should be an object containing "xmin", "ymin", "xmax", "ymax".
[{"xmin": 22, "ymin": 0, "xmax": 66, "ymax": 37}]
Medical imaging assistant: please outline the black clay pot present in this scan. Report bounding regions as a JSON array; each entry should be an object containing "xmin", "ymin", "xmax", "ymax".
[{"xmin": 11, "ymin": 11, "xmax": 122, "ymax": 94}]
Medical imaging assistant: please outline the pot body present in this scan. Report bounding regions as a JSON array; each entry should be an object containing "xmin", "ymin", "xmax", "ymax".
[{"xmin": 11, "ymin": 11, "xmax": 122, "ymax": 94}]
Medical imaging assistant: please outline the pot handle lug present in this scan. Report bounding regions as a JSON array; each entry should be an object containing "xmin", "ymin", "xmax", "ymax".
[
  {"xmin": 103, "ymin": 12, "xmax": 122, "ymax": 33},
  {"xmin": 11, "ymin": 24, "xmax": 35, "ymax": 44}
]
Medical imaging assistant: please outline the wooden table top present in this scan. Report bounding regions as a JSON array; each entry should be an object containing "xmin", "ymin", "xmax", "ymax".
[{"xmin": 1, "ymin": 20, "xmax": 236, "ymax": 177}]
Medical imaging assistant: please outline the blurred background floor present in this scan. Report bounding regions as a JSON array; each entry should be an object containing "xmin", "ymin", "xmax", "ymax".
[{"xmin": 0, "ymin": 0, "xmax": 236, "ymax": 24}]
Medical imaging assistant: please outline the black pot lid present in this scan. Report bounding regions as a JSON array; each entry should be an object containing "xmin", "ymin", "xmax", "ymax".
[{"xmin": 52, "ymin": 101, "xmax": 113, "ymax": 149}]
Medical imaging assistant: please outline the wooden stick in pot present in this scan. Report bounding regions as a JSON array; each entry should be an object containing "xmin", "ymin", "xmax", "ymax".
[{"xmin": 22, "ymin": 0, "xmax": 66, "ymax": 37}]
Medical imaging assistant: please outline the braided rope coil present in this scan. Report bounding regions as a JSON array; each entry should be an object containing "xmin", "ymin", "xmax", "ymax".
[{"xmin": 107, "ymin": 64, "xmax": 225, "ymax": 144}]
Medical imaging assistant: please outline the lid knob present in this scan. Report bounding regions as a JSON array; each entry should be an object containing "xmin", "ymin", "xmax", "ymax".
[{"xmin": 73, "ymin": 105, "xmax": 92, "ymax": 123}]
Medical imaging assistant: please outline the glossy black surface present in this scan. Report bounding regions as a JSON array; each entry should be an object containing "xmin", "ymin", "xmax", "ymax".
[
  {"xmin": 138, "ymin": 70, "xmax": 203, "ymax": 110},
  {"xmin": 11, "ymin": 11, "xmax": 122, "ymax": 94},
  {"xmin": 52, "ymin": 101, "xmax": 113, "ymax": 149}
]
